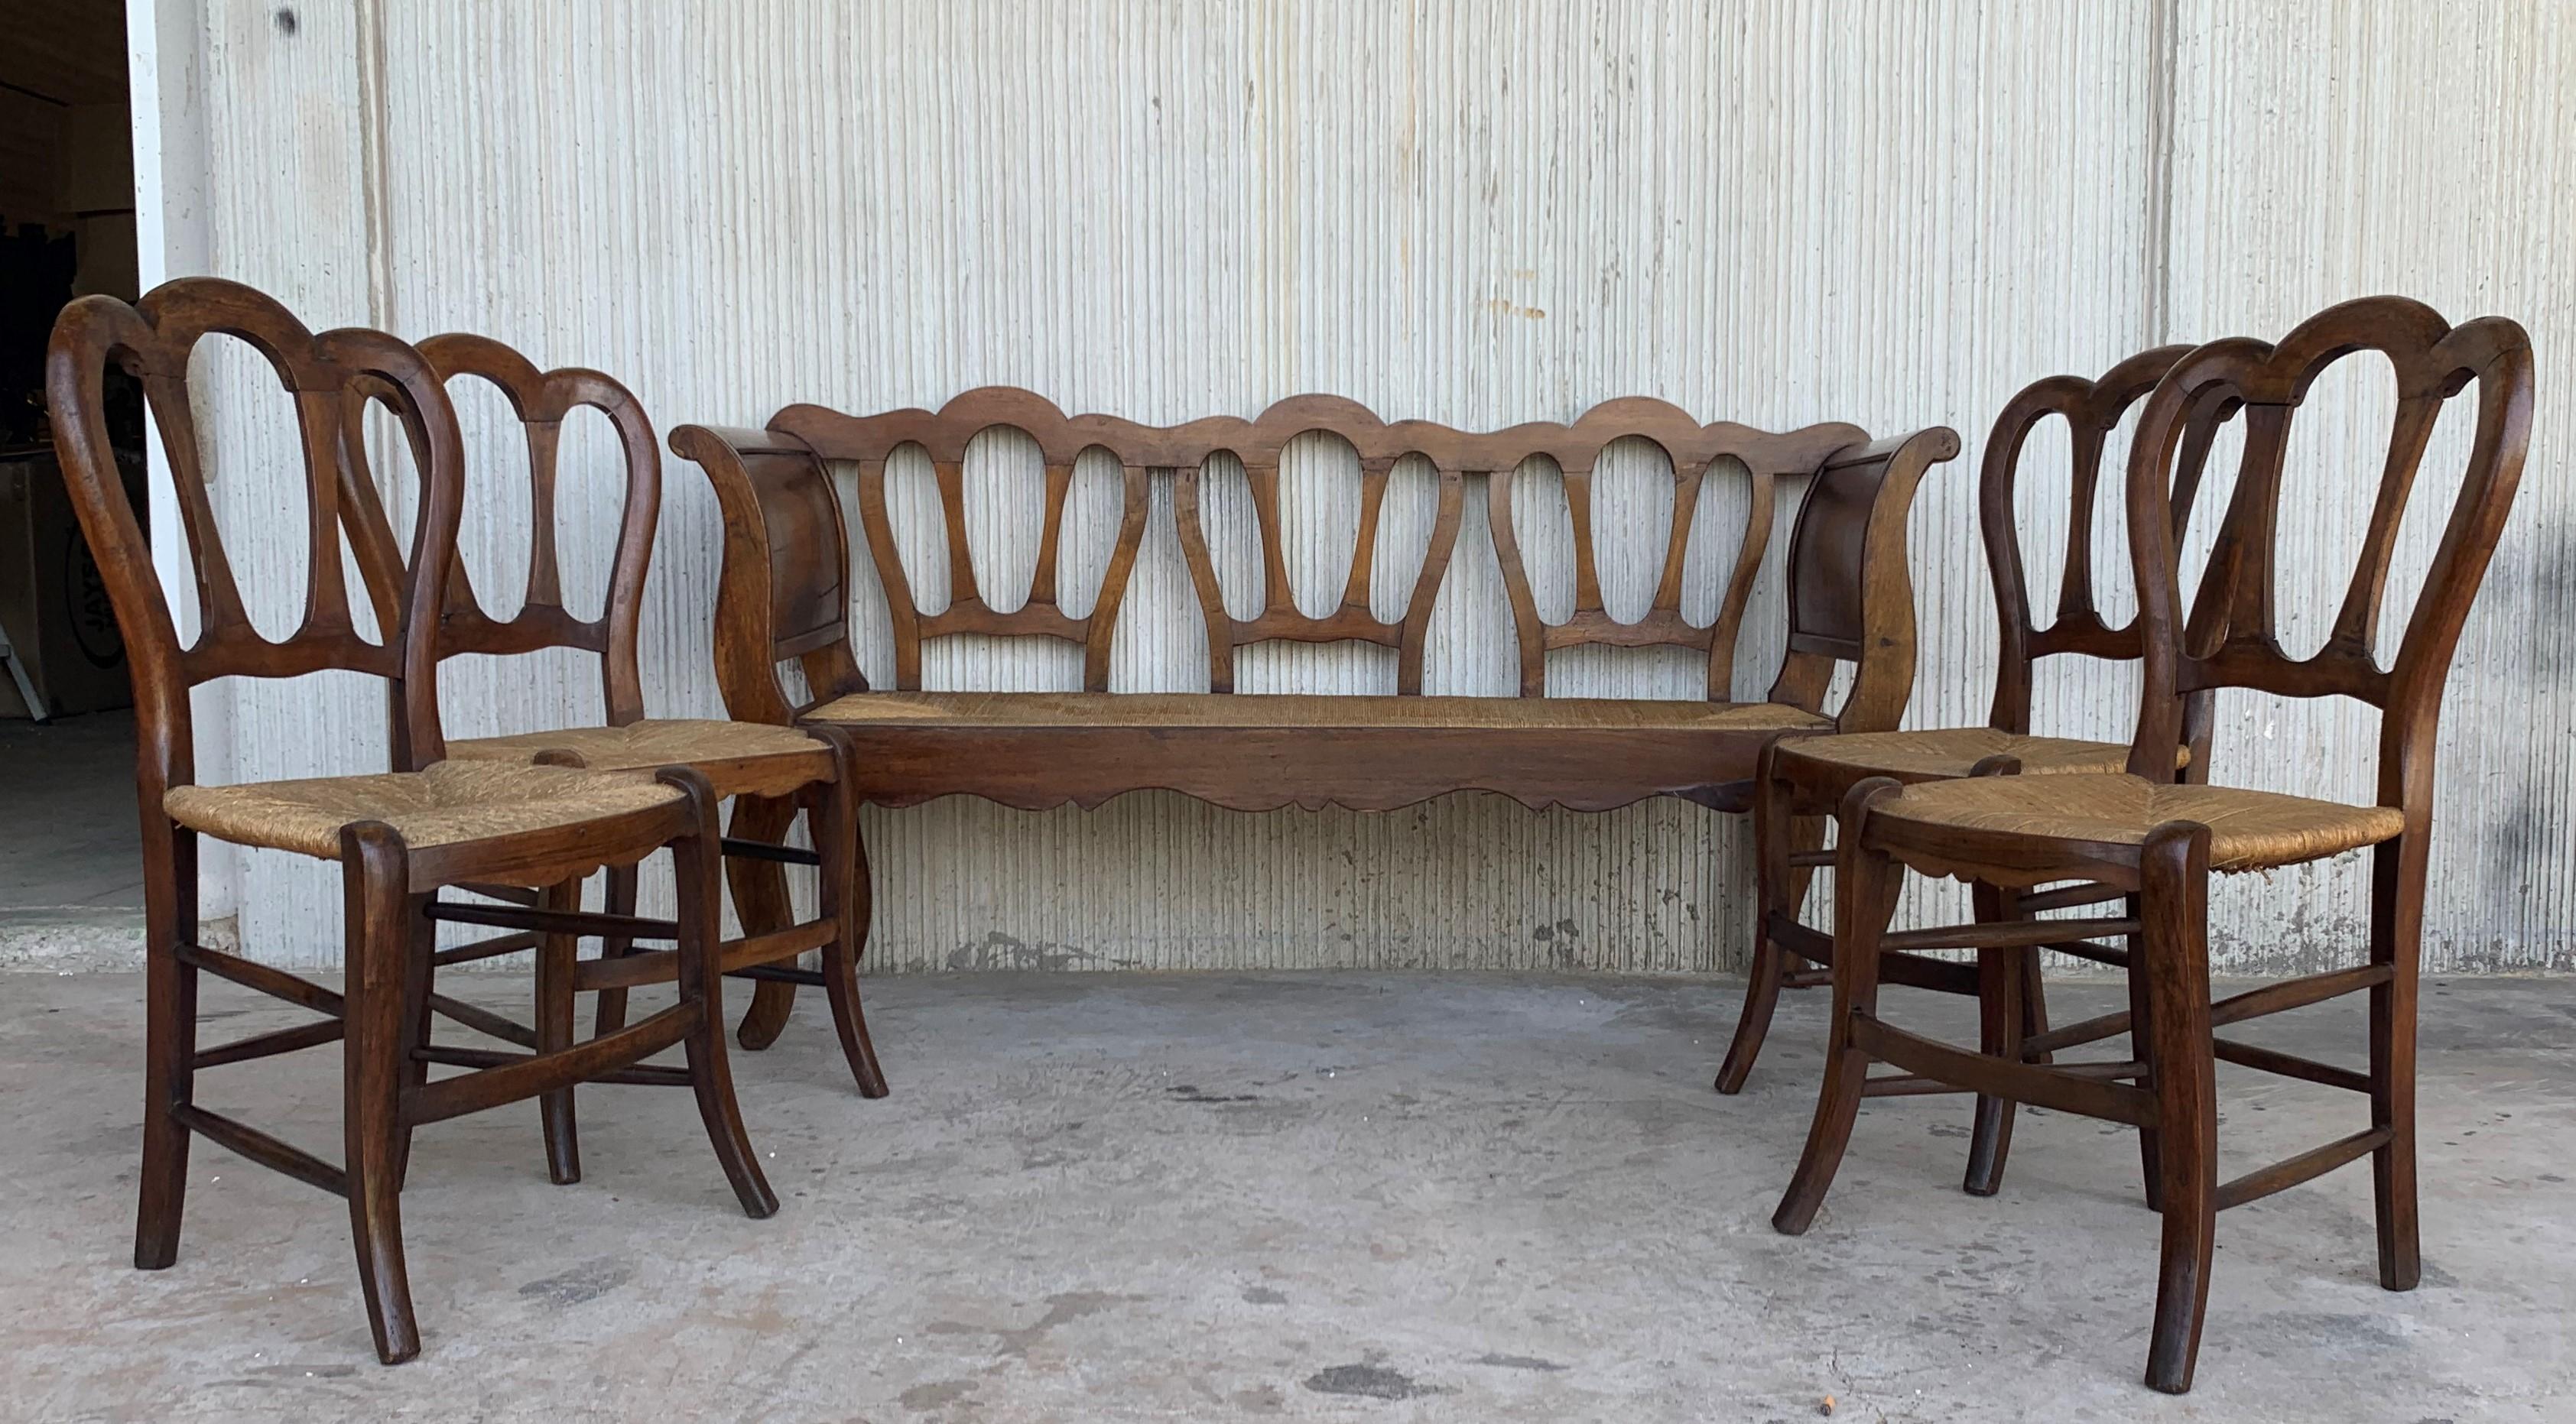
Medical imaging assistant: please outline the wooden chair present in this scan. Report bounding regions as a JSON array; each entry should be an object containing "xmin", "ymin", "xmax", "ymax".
[
  {"xmin": 1718, "ymin": 346, "xmax": 2236, "ymax": 1200},
  {"xmin": 46, "ymin": 278, "xmax": 776, "ymax": 1364},
  {"xmin": 1769, "ymin": 297, "xmax": 2532, "ymax": 1393},
  {"xmin": 337, "ymin": 336, "xmax": 887, "ymax": 1188}
]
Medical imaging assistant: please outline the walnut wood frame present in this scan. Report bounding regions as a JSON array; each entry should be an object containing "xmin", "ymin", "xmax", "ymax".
[
  {"xmin": 339, "ymin": 336, "xmax": 888, "ymax": 1123},
  {"xmin": 47, "ymin": 279, "xmax": 777, "ymax": 1365},
  {"xmin": 1769, "ymin": 297, "xmax": 2534, "ymax": 1394},
  {"xmin": 671, "ymin": 392, "xmax": 1948, "ymax": 1026},
  {"xmin": 678, "ymin": 387, "xmax": 1954, "ymax": 792}
]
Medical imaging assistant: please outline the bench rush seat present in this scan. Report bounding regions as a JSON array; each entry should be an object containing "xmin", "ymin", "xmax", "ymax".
[{"xmin": 801, "ymin": 689, "xmax": 1827, "ymax": 812}]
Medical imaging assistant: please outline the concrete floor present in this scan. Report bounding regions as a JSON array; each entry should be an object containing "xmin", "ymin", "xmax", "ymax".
[
  {"xmin": 2, "ymin": 971, "xmax": 2570, "ymax": 1421},
  {"xmin": 0, "ymin": 709, "xmax": 145, "ymax": 969}
]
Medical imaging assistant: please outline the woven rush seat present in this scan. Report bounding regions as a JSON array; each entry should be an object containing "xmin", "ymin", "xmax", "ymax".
[
  {"xmin": 1777, "ymin": 726, "xmax": 2188, "ymax": 783},
  {"xmin": 1873, "ymin": 771, "xmax": 2405, "ymax": 873},
  {"xmin": 805, "ymin": 689, "xmax": 1831, "ymax": 734},
  {"xmin": 797, "ymin": 690, "xmax": 1833, "ymax": 813},
  {"xmin": 164, "ymin": 760, "xmax": 683, "ymax": 861},
  {"xmin": 445, "ymin": 718, "xmax": 833, "ymax": 796}
]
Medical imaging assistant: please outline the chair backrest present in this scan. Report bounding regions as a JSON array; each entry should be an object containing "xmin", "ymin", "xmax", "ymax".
[
  {"xmin": 765, "ymin": 389, "xmax": 1156, "ymax": 693},
  {"xmin": 46, "ymin": 277, "xmax": 466, "ymax": 790},
  {"xmin": 703, "ymin": 390, "xmax": 1951, "ymax": 722},
  {"xmin": 339, "ymin": 332, "xmax": 661, "ymax": 731},
  {"xmin": 2122, "ymin": 297, "xmax": 2533, "ymax": 814},
  {"xmin": 1978, "ymin": 345, "xmax": 2238, "ymax": 733}
]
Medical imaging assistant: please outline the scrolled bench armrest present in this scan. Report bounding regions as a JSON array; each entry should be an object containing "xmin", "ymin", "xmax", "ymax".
[
  {"xmin": 1772, "ymin": 423, "xmax": 1962, "ymax": 735},
  {"xmin": 670, "ymin": 423, "xmax": 866, "ymax": 725},
  {"xmin": 674, "ymin": 423, "xmax": 822, "ymax": 462}
]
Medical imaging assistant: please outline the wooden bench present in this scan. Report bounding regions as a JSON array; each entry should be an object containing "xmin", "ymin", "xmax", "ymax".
[{"xmin": 674, "ymin": 389, "xmax": 1954, "ymax": 820}]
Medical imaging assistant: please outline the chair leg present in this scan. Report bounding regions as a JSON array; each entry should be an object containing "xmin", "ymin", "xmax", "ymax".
[
  {"xmin": 1774, "ymin": 778, "xmax": 1904, "ymax": 1235},
  {"xmin": 2139, "ymin": 823, "xmax": 2217, "ymax": 1396},
  {"xmin": 534, "ymin": 878, "xmax": 583, "ymax": 1186},
  {"xmin": 135, "ymin": 822, "xmax": 198, "ymax": 1270},
  {"xmin": 392, "ymin": 890, "xmax": 437, "ymax": 1192},
  {"xmin": 590, "ymin": 863, "xmax": 641, "ymax": 1036},
  {"xmin": 664, "ymin": 770, "xmax": 778, "ymax": 1219},
  {"xmin": 726, "ymin": 793, "xmax": 801, "ymax": 1051},
  {"xmin": 2368, "ymin": 835, "xmax": 2422, "ymax": 1291},
  {"xmin": 809, "ymin": 753, "xmax": 890, "ymax": 1098},
  {"xmin": 340, "ymin": 823, "xmax": 421, "ymax": 1365},
  {"xmin": 1963, "ymin": 883, "xmax": 2028, "ymax": 1198},
  {"xmin": 2126, "ymin": 890, "xmax": 2164, "ymax": 1212},
  {"xmin": 2018, "ymin": 944, "xmax": 2051, "ymax": 1056},
  {"xmin": 1717, "ymin": 747, "xmax": 1822, "ymax": 1095}
]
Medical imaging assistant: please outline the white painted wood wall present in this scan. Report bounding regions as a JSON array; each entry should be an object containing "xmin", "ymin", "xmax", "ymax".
[{"xmin": 133, "ymin": 0, "xmax": 2574, "ymax": 975}]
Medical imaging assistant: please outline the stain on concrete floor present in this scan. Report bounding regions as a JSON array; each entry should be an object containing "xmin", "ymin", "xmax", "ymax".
[{"xmin": 1303, "ymin": 1360, "xmax": 1447, "ymax": 1400}]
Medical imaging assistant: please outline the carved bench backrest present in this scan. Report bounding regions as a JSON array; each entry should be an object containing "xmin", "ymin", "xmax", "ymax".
[
  {"xmin": 679, "ymin": 391, "xmax": 1954, "ymax": 728},
  {"xmin": 1478, "ymin": 401, "xmax": 1879, "ymax": 702},
  {"xmin": 768, "ymin": 390, "xmax": 1156, "ymax": 693},
  {"xmin": 1170, "ymin": 395, "xmax": 1456, "ymax": 696}
]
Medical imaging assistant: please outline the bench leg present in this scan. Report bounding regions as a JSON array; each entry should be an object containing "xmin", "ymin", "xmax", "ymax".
[{"xmin": 813, "ymin": 764, "xmax": 889, "ymax": 1098}]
